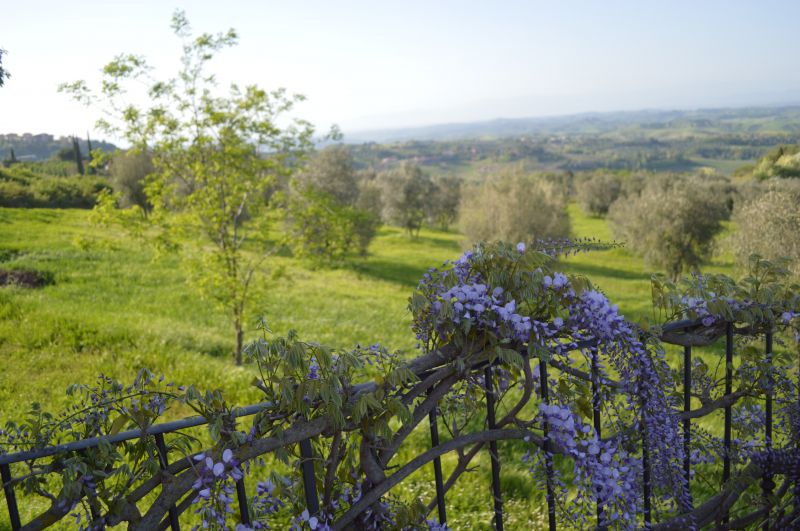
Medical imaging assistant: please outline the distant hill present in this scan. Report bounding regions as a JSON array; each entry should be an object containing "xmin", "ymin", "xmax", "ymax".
[
  {"xmin": 0, "ymin": 133, "xmax": 117, "ymax": 161},
  {"xmin": 344, "ymin": 105, "xmax": 800, "ymax": 143}
]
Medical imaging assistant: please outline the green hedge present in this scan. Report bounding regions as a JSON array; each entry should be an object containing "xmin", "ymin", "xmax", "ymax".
[{"xmin": 0, "ymin": 168, "xmax": 110, "ymax": 208}]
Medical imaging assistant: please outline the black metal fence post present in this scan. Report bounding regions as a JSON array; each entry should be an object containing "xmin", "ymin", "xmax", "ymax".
[
  {"xmin": 641, "ymin": 411, "xmax": 651, "ymax": 527},
  {"xmin": 539, "ymin": 358, "xmax": 557, "ymax": 531},
  {"xmin": 762, "ymin": 330, "xmax": 774, "ymax": 531},
  {"xmin": 299, "ymin": 438, "xmax": 320, "ymax": 516},
  {"xmin": 722, "ymin": 321, "xmax": 734, "ymax": 525},
  {"xmin": 484, "ymin": 365, "xmax": 504, "ymax": 531},
  {"xmin": 1, "ymin": 463, "xmax": 21, "ymax": 531},
  {"xmin": 427, "ymin": 388, "xmax": 447, "ymax": 525},
  {"xmin": 683, "ymin": 345, "xmax": 692, "ymax": 496},
  {"xmin": 591, "ymin": 348, "xmax": 606, "ymax": 530},
  {"xmin": 235, "ymin": 477, "xmax": 251, "ymax": 525}
]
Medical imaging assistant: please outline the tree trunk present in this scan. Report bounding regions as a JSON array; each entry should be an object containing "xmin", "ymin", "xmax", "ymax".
[{"xmin": 234, "ymin": 320, "xmax": 243, "ymax": 366}]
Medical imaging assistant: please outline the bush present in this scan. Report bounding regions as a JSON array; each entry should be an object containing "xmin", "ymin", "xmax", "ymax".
[
  {"xmin": 458, "ymin": 170, "xmax": 570, "ymax": 246},
  {"xmin": 575, "ymin": 173, "xmax": 622, "ymax": 216},
  {"xmin": 609, "ymin": 175, "xmax": 729, "ymax": 279},
  {"xmin": 284, "ymin": 186, "xmax": 380, "ymax": 262},
  {"xmin": 730, "ymin": 179, "xmax": 800, "ymax": 276},
  {"xmin": 109, "ymin": 150, "xmax": 153, "ymax": 211},
  {"xmin": 752, "ymin": 145, "xmax": 800, "ymax": 180},
  {"xmin": 0, "ymin": 168, "xmax": 109, "ymax": 208}
]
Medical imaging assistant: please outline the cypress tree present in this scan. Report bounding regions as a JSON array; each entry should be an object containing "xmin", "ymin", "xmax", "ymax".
[{"xmin": 72, "ymin": 136, "xmax": 85, "ymax": 175}]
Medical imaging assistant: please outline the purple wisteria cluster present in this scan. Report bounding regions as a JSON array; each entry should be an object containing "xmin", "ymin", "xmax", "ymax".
[
  {"xmin": 533, "ymin": 403, "xmax": 642, "ymax": 528},
  {"xmin": 412, "ymin": 243, "xmax": 692, "ymax": 525},
  {"xmin": 191, "ymin": 449, "xmax": 246, "ymax": 529}
]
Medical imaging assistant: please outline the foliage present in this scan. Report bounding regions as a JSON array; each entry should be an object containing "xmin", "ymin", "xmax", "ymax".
[
  {"xmin": 283, "ymin": 185, "xmax": 380, "ymax": 262},
  {"xmin": 609, "ymin": 175, "xmax": 729, "ymax": 280},
  {"xmin": 427, "ymin": 174, "xmax": 461, "ymax": 231},
  {"xmin": 0, "ymin": 167, "xmax": 109, "ymax": 208},
  {"xmin": 752, "ymin": 145, "xmax": 800, "ymax": 180},
  {"xmin": 575, "ymin": 172, "xmax": 622, "ymax": 216},
  {"xmin": 293, "ymin": 145, "xmax": 359, "ymax": 206},
  {"xmin": 60, "ymin": 11, "xmax": 314, "ymax": 364},
  {"xmin": 377, "ymin": 162, "xmax": 434, "ymax": 237},
  {"xmin": 284, "ymin": 146, "xmax": 380, "ymax": 262},
  {"xmin": 355, "ymin": 171, "xmax": 384, "ymax": 220},
  {"xmin": 458, "ymin": 170, "xmax": 570, "ymax": 247},
  {"xmin": 0, "ymin": 47, "xmax": 8, "ymax": 87},
  {"xmin": 730, "ymin": 180, "xmax": 800, "ymax": 276}
]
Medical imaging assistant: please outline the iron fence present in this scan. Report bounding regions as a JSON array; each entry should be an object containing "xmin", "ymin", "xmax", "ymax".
[{"xmin": 0, "ymin": 318, "xmax": 796, "ymax": 529}]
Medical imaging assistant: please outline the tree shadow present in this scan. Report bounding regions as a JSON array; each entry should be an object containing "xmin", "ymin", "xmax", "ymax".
[
  {"xmin": 561, "ymin": 261, "xmax": 652, "ymax": 282},
  {"xmin": 352, "ymin": 259, "xmax": 430, "ymax": 288}
]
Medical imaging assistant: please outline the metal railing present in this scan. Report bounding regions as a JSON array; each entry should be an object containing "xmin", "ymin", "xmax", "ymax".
[{"xmin": 1, "ymin": 318, "xmax": 796, "ymax": 529}]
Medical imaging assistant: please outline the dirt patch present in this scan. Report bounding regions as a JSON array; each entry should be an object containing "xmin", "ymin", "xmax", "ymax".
[{"xmin": 0, "ymin": 269, "xmax": 53, "ymax": 288}]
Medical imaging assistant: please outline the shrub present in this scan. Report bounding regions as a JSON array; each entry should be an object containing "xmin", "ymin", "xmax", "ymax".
[
  {"xmin": 284, "ymin": 186, "xmax": 379, "ymax": 261},
  {"xmin": 752, "ymin": 145, "xmax": 800, "ymax": 180},
  {"xmin": 575, "ymin": 172, "xmax": 622, "ymax": 216},
  {"xmin": 458, "ymin": 170, "xmax": 570, "ymax": 246},
  {"xmin": 609, "ymin": 175, "xmax": 729, "ymax": 279},
  {"xmin": 109, "ymin": 150, "xmax": 153, "ymax": 211},
  {"xmin": 0, "ymin": 168, "xmax": 109, "ymax": 208}
]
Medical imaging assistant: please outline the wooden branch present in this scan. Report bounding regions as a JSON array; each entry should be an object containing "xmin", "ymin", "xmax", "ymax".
[{"xmin": 332, "ymin": 429, "xmax": 544, "ymax": 531}]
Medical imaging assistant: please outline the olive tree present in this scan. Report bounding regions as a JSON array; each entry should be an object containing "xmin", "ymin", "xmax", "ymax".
[
  {"xmin": 61, "ymin": 11, "xmax": 314, "ymax": 364},
  {"xmin": 458, "ymin": 170, "xmax": 570, "ymax": 246},
  {"xmin": 575, "ymin": 172, "xmax": 622, "ymax": 216},
  {"xmin": 293, "ymin": 145, "xmax": 358, "ymax": 205},
  {"xmin": 609, "ymin": 176, "xmax": 728, "ymax": 279},
  {"xmin": 378, "ymin": 162, "xmax": 434, "ymax": 237},
  {"xmin": 730, "ymin": 179, "xmax": 800, "ymax": 276},
  {"xmin": 427, "ymin": 174, "xmax": 461, "ymax": 231}
]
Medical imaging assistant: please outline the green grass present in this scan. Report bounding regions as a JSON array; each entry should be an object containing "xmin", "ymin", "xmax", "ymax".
[{"xmin": 0, "ymin": 205, "xmax": 754, "ymax": 529}]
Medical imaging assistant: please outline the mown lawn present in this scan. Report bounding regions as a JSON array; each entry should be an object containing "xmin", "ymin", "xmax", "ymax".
[{"xmin": 0, "ymin": 205, "xmax": 744, "ymax": 528}]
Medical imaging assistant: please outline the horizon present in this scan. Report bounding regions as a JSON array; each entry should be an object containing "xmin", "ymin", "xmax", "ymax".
[{"xmin": 2, "ymin": 0, "xmax": 800, "ymax": 143}]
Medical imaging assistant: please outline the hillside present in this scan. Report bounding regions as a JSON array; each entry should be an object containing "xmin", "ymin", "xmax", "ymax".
[{"xmin": 0, "ymin": 133, "xmax": 116, "ymax": 161}]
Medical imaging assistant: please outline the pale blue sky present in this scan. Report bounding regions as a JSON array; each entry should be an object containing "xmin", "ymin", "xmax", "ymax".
[{"xmin": 1, "ymin": 0, "xmax": 799, "ymax": 141}]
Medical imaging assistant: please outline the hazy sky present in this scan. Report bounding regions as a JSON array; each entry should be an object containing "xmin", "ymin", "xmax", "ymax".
[{"xmin": 2, "ymin": 0, "xmax": 799, "ymax": 142}]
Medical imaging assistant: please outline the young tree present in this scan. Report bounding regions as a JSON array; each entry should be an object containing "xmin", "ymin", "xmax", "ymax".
[
  {"xmin": 609, "ymin": 176, "xmax": 728, "ymax": 280},
  {"xmin": 61, "ymin": 11, "xmax": 314, "ymax": 364}
]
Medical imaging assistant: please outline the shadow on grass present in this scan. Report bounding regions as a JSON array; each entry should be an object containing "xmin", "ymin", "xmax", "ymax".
[
  {"xmin": 562, "ymin": 261, "xmax": 652, "ymax": 282},
  {"xmin": 353, "ymin": 259, "xmax": 429, "ymax": 288}
]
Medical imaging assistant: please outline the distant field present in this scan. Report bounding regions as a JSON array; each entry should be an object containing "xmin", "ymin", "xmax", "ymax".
[
  {"xmin": 0, "ymin": 205, "xmax": 741, "ymax": 528},
  {"xmin": 689, "ymin": 156, "xmax": 753, "ymax": 176}
]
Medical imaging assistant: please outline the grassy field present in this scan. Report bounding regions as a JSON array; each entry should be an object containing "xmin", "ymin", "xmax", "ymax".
[{"xmin": 0, "ymin": 205, "xmax": 742, "ymax": 528}]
